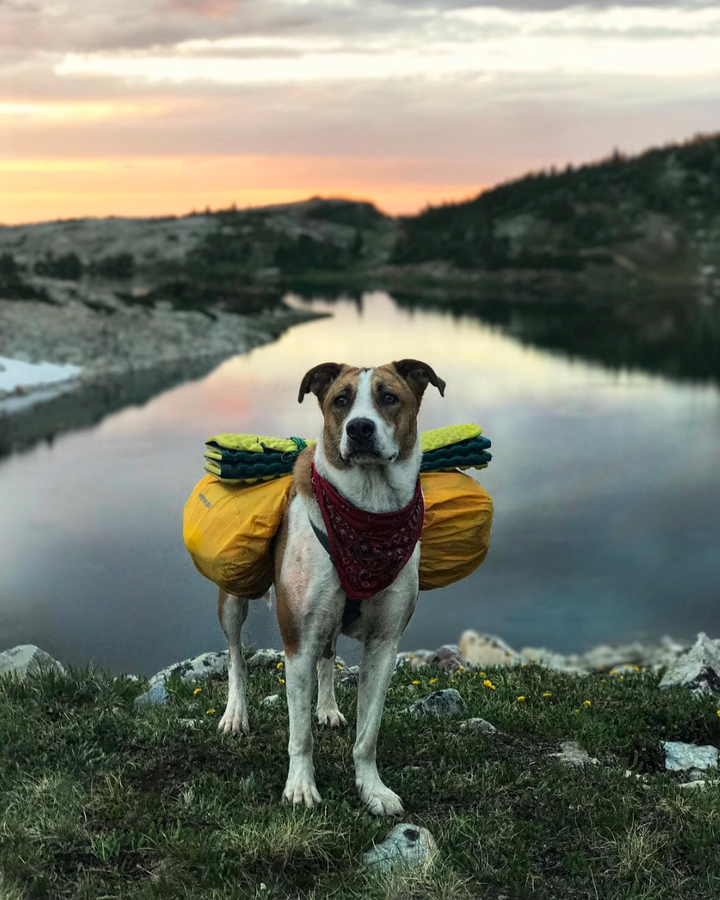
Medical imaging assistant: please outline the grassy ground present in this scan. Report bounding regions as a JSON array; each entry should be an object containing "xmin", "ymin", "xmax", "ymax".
[{"xmin": 2, "ymin": 659, "xmax": 720, "ymax": 900}]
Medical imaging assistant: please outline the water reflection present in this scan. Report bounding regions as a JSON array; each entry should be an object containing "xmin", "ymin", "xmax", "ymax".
[{"xmin": 1, "ymin": 292, "xmax": 719, "ymax": 674}]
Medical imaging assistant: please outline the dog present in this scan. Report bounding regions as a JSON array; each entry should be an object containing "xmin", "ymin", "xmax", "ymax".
[{"xmin": 216, "ymin": 359, "xmax": 445, "ymax": 815}]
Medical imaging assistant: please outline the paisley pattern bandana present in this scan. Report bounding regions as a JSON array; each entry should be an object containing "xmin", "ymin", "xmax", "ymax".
[{"xmin": 310, "ymin": 462, "xmax": 424, "ymax": 601}]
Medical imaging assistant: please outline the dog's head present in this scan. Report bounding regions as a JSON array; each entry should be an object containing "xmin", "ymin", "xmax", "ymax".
[{"xmin": 298, "ymin": 359, "xmax": 445, "ymax": 468}]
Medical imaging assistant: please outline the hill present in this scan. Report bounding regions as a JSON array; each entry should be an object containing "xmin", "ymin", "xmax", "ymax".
[{"xmin": 390, "ymin": 133, "xmax": 720, "ymax": 296}]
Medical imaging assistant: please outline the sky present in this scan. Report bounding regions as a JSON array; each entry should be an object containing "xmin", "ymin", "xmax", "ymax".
[{"xmin": 1, "ymin": 0, "xmax": 720, "ymax": 223}]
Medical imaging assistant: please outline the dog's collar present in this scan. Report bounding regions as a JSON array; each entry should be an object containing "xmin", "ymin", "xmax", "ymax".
[{"xmin": 309, "ymin": 462, "xmax": 424, "ymax": 601}]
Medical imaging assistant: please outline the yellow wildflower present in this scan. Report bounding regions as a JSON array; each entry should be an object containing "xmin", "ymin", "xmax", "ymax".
[
  {"xmin": 276, "ymin": 661, "xmax": 284, "ymax": 669},
  {"xmin": 193, "ymin": 687, "xmax": 202, "ymax": 695},
  {"xmin": 573, "ymin": 708, "xmax": 580, "ymax": 713},
  {"xmin": 716, "ymin": 710, "xmax": 720, "ymax": 717},
  {"xmin": 516, "ymin": 695, "xmax": 526, "ymax": 702},
  {"xmin": 542, "ymin": 691, "xmax": 552, "ymax": 698},
  {"xmin": 429, "ymin": 677, "xmax": 438, "ymax": 685},
  {"xmin": 583, "ymin": 699, "xmax": 592, "ymax": 707},
  {"xmin": 483, "ymin": 679, "xmax": 497, "ymax": 690},
  {"xmin": 206, "ymin": 708, "xmax": 216, "ymax": 716},
  {"xmin": 479, "ymin": 671, "xmax": 487, "ymax": 678},
  {"xmin": 279, "ymin": 678, "xmax": 286, "ymax": 685},
  {"xmin": 412, "ymin": 680, "xmax": 420, "ymax": 685},
  {"xmin": 459, "ymin": 665, "xmax": 466, "ymax": 672}
]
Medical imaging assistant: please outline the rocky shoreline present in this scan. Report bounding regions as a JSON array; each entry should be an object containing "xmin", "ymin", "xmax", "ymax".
[
  {"xmin": 0, "ymin": 294, "xmax": 320, "ymax": 454},
  {"xmin": 2, "ymin": 629, "xmax": 716, "ymax": 696}
]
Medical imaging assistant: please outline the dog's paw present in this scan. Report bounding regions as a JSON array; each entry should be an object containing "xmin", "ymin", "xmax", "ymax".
[
  {"xmin": 316, "ymin": 705, "xmax": 347, "ymax": 729},
  {"xmin": 357, "ymin": 779, "xmax": 404, "ymax": 817},
  {"xmin": 282, "ymin": 775, "xmax": 322, "ymax": 808},
  {"xmin": 218, "ymin": 702, "xmax": 249, "ymax": 736}
]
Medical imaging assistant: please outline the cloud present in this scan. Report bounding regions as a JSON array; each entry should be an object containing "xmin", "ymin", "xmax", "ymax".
[{"xmin": 1, "ymin": 0, "xmax": 719, "ymax": 222}]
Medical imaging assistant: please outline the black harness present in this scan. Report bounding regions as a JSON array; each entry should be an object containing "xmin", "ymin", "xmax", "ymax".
[{"xmin": 309, "ymin": 517, "xmax": 362, "ymax": 632}]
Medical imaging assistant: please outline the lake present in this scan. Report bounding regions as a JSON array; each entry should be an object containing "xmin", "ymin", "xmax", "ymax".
[{"xmin": 1, "ymin": 290, "xmax": 719, "ymax": 675}]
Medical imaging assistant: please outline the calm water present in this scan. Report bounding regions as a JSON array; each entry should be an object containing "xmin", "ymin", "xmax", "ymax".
[{"xmin": 1, "ymin": 291, "xmax": 719, "ymax": 675}]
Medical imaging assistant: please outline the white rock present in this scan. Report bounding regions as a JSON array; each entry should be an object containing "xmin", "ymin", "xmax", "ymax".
[
  {"xmin": 363, "ymin": 824, "xmax": 437, "ymax": 872},
  {"xmin": 247, "ymin": 649, "xmax": 285, "ymax": 670},
  {"xmin": 519, "ymin": 646, "xmax": 581, "ymax": 673},
  {"xmin": 458, "ymin": 630, "xmax": 521, "ymax": 668},
  {"xmin": 663, "ymin": 741, "xmax": 719, "ymax": 772},
  {"xmin": 405, "ymin": 689, "xmax": 466, "ymax": 717},
  {"xmin": 678, "ymin": 780, "xmax": 707, "ymax": 790},
  {"xmin": 148, "ymin": 650, "xmax": 228, "ymax": 687},
  {"xmin": 459, "ymin": 718, "xmax": 497, "ymax": 734},
  {"xmin": 659, "ymin": 633, "xmax": 720, "ymax": 694},
  {"xmin": 261, "ymin": 694, "xmax": 280, "ymax": 707},
  {"xmin": 549, "ymin": 740, "xmax": 599, "ymax": 768},
  {"xmin": 134, "ymin": 682, "xmax": 168, "ymax": 706},
  {"xmin": 396, "ymin": 650, "xmax": 434, "ymax": 671},
  {"xmin": 338, "ymin": 665, "xmax": 360, "ymax": 686},
  {"xmin": 0, "ymin": 644, "xmax": 64, "ymax": 679}
]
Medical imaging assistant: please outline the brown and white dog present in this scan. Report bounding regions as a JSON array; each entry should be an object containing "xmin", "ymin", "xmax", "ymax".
[{"xmin": 216, "ymin": 360, "xmax": 445, "ymax": 816}]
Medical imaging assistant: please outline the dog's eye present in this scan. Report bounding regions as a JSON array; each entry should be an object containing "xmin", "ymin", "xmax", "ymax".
[
  {"xmin": 333, "ymin": 394, "xmax": 348, "ymax": 407},
  {"xmin": 382, "ymin": 393, "xmax": 399, "ymax": 405}
]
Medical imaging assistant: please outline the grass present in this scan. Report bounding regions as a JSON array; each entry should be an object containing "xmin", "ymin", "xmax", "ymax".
[{"xmin": 2, "ymin": 660, "xmax": 720, "ymax": 899}]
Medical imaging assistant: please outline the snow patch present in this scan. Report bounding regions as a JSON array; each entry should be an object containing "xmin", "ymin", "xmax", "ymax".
[{"xmin": 0, "ymin": 356, "xmax": 82, "ymax": 394}]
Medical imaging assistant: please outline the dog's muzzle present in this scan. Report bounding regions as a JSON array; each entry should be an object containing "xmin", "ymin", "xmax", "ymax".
[{"xmin": 345, "ymin": 417, "xmax": 379, "ymax": 456}]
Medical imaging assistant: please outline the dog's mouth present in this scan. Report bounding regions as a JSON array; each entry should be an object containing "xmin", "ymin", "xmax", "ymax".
[{"xmin": 341, "ymin": 445, "xmax": 398, "ymax": 466}]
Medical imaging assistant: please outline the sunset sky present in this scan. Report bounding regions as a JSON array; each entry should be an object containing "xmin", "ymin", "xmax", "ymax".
[{"xmin": 1, "ymin": 0, "xmax": 719, "ymax": 224}]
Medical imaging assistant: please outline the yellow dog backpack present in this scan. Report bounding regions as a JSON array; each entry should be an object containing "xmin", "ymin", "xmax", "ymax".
[{"xmin": 183, "ymin": 469, "xmax": 493, "ymax": 599}]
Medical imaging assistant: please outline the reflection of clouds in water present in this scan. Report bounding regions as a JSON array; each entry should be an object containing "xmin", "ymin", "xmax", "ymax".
[{"xmin": 0, "ymin": 291, "xmax": 719, "ymax": 672}]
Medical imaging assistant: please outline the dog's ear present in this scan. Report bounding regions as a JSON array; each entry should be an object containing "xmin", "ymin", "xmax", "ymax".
[
  {"xmin": 393, "ymin": 359, "xmax": 446, "ymax": 403},
  {"xmin": 298, "ymin": 362, "xmax": 345, "ymax": 404}
]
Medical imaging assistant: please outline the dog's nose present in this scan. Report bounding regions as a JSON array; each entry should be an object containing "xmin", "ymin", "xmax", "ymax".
[{"xmin": 346, "ymin": 417, "xmax": 376, "ymax": 443}]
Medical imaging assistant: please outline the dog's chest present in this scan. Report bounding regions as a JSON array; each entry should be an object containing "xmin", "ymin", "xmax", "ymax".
[{"xmin": 279, "ymin": 493, "xmax": 341, "ymax": 607}]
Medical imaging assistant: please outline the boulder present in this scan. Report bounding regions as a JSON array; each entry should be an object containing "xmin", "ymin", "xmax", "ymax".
[
  {"xmin": 261, "ymin": 693, "xmax": 280, "ymax": 707},
  {"xmin": 363, "ymin": 824, "xmax": 437, "ymax": 872},
  {"xmin": 663, "ymin": 741, "xmax": 719, "ymax": 773},
  {"xmin": 405, "ymin": 689, "xmax": 466, "ymax": 717},
  {"xmin": 148, "ymin": 650, "xmax": 228, "ymax": 687},
  {"xmin": 659, "ymin": 633, "xmax": 720, "ymax": 694},
  {"xmin": 0, "ymin": 644, "xmax": 64, "ymax": 679},
  {"xmin": 458, "ymin": 630, "xmax": 521, "ymax": 668}
]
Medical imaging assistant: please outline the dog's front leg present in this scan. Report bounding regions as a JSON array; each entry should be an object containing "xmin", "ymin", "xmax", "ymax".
[
  {"xmin": 283, "ymin": 636, "xmax": 325, "ymax": 808},
  {"xmin": 354, "ymin": 636, "xmax": 404, "ymax": 816}
]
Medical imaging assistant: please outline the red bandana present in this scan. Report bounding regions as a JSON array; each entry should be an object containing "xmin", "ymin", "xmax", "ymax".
[{"xmin": 310, "ymin": 462, "xmax": 424, "ymax": 601}]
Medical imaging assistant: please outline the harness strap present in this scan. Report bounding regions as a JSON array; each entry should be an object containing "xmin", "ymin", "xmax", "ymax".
[{"xmin": 309, "ymin": 517, "xmax": 362, "ymax": 629}]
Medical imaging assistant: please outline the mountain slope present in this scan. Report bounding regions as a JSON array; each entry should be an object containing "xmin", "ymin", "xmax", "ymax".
[{"xmin": 391, "ymin": 133, "xmax": 720, "ymax": 292}]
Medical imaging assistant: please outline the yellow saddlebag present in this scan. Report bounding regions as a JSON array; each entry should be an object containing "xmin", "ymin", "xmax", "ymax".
[{"xmin": 183, "ymin": 470, "xmax": 492, "ymax": 598}]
